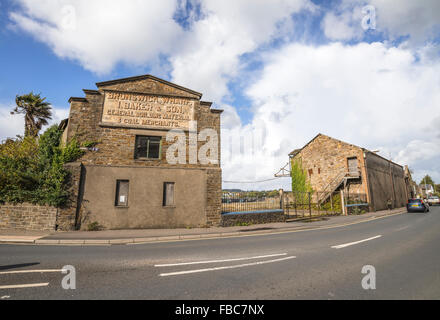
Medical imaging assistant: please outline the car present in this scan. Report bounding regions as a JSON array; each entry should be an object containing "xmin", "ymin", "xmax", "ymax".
[
  {"xmin": 407, "ymin": 198, "xmax": 430, "ymax": 212},
  {"xmin": 427, "ymin": 196, "xmax": 440, "ymax": 206}
]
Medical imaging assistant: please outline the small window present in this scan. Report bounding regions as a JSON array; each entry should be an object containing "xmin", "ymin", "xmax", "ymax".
[
  {"xmin": 115, "ymin": 180, "xmax": 129, "ymax": 207},
  {"xmin": 308, "ymin": 169, "xmax": 313, "ymax": 176},
  {"xmin": 135, "ymin": 136, "xmax": 161, "ymax": 159},
  {"xmin": 163, "ymin": 182, "xmax": 175, "ymax": 207}
]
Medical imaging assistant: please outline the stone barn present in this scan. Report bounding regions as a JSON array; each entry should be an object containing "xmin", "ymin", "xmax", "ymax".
[{"xmin": 289, "ymin": 134, "xmax": 409, "ymax": 211}]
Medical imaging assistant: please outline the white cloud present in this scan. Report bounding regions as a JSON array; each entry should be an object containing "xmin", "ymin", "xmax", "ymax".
[
  {"xmin": 220, "ymin": 104, "xmax": 242, "ymax": 130},
  {"xmin": 322, "ymin": 0, "xmax": 440, "ymax": 46},
  {"xmin": 370, "ymin": 0, "xmax": 440, "ymax": 46},
  {"xmin": 9, "ymin": 0, "xmax": 312, "ymax": 102},
  {"xmin": 322, "ymin": 6, "xmax": 364, "ymax": 41},
  {"xmin": 0, "ymin": 103, "xmax": 24, "ymax": 141},
  {"xmin": 221, "ymin": 41, "xmax": 440, "ymax": 190},
  {"xmin": 9, "ymin": 0, "xmax": 183, "ymax": 74},
  {"xmin": 170, "ymin": 0, "xmax": 313, "ymax": 102},
  {"xmin": 0, "ymin": 103, "xmax": 69, "ymax": 141}
]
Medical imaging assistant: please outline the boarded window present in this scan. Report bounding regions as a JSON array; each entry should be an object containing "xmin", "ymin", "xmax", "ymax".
[
  {"xmin": 348, "ymin": 157, "xmax": 358, "ymax": 174},
  {"xmin": 163, "ymin": 182, "xmax": 175, "ymax": 206},
  {"xmin": 115, "ymin": 180, "xmax": 129, "ymax": 207},
  {"xmin": 308, "ymin": 169, "xmax": 313, "ymax": 176},
  {"xmin": 318, "ymin": 168, "xmax": 321, "ymax": 174},
  {"xmin": 135, "ymin": 136, "xmax": 161, "ymax": 159}
]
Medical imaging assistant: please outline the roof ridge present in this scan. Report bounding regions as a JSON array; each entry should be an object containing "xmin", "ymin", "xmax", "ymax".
[{"xmin": 95, "ymin": 74, "xmax": 203, "ymax": 98}]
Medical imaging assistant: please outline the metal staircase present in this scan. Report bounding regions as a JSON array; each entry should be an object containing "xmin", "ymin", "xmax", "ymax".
[{"xmin": 318, "ymin": 169, "xmax": 360, "ymax": 205}]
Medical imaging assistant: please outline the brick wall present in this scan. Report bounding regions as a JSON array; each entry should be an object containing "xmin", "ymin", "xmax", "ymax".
[{"xmin": 0, "ymin": 203, "xmax": 57, "ymax": 231}]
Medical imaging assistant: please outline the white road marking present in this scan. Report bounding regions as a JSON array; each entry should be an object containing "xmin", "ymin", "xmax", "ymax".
[
  {"xmin": 1, "ymin": 295, "xmax": 11, "ymax": 299},
  {"xmin": 331, "ymin": 235, "xmax": 382, "ymax": 249},
  {"xmin": 159, "ymin": 256, "xmax": 296, "ymax": 277},
  {"xmin": 155, "ymin": 253, "xmax": 288, "ymax": 267},
  {"xmin": 0, "ymin": 269, "xmax": 63, "ymax": 275},
  {"xmin": 0, "ymin": 283, "xmax": 49, "ymax": 290}
]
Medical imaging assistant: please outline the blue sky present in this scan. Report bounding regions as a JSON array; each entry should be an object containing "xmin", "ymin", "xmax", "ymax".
[{"xmin": 0, "ymin": 0, "xmax": 439, "ymax": 189}]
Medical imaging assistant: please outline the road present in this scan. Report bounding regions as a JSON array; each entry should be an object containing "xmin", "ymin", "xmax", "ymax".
[{"xmin": 1, "ymin": 206, "xmax": 440, "ymax": 300}]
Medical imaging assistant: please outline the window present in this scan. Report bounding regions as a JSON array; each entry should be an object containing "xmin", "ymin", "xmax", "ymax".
[
  {"xmin": 347, "ymin": 157, "xmax": 358, "ymax": 174},
  {"xmin": 308, "ymin": 169, "xmax": 313, "ymax": 176},
  {"xmin": 135, "ymin": 136, "xmax": 161, "ymax": 159},
  {"xmin": 163, "ymin": 182, "xmax": 175, "ymax": 207},
  {"xmin": 115, "ymin": 180, "xmax": 129, "ymax": 207}
]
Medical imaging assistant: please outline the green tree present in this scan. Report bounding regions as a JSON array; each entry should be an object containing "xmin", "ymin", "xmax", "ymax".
[
  {"xmin": 11, "ymin": 92, "xmax": 52, "ymax": 137},
  {"xmin": 0, "ymin": 125, "xmax": 85, "ymax": 207},
  {"xmin": 420, "ymin": 175, "xmax": 435, "ymax": 186},
  {"xmin": 290, "ymin": 158, "xmax": 312, "ymax": 193},
  {"xmin": 267, "ymin": 190, "xmax": 279, "ymax": 197},
  {"xmin": 0, "ymin": 135, "xmax": 41, "ymax": 203}
]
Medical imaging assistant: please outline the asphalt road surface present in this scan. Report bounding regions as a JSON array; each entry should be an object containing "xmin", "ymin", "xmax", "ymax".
[{"xmin": 1, "ymin": 206, "xmax": 440, "ymax": 300}]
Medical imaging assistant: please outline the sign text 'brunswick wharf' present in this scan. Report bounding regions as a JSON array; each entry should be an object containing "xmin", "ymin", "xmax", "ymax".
[{"xmin": 102, "ymin": 91, "xmax": 195, "ymax": 130}]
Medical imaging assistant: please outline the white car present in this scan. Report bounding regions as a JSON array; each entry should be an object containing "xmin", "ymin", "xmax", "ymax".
[{"xmin": 427, "ymin": 196, "xmax": 440, "ymax": 206}]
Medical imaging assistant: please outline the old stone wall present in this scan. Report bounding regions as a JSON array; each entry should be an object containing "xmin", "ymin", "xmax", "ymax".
[
  {"xmin": 294, "ymin": 134, "xmax": 368, "ymax": 195},
  {"xmin": 55, "ymin": 162, "xmax": 84, "ymax": 231},
  {"xmin": 66, "ymin": 89, "xmax": 221, "ymax": 170},
  {"xmin": 0, "ymin": 203, "xmax": 57, "ymax": 231},
  {"xmin": 206, "ymin": 168, "xmax": 222, "ymax": 226},
  {"xmin": 62, "ymin": 76, "xmax": 223, "ymax": 229},
  {"xmin": 221, "ymin": 211, "xmax": 285, "ymax": 227}
]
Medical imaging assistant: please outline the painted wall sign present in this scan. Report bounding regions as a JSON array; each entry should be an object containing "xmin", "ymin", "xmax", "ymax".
[{"xmin": 101, "ymin": 91, "xmax": 195, "ymax": 130}]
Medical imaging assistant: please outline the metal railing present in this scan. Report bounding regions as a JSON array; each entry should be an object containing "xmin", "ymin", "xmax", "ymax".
[
  {"xmin": 317, "ymin": 169, "xmax": 361, "ymax": 205},
  {"xmin": 221, "ymin": 192, "xmax": 281, "ymax": 214},
  {"xmin": 284, "ymin": 191, "xmax": 368, "ymax": 220},
  {"xmin": 221, "ymin": 190, "xmax": 369, "ymax": 219}
]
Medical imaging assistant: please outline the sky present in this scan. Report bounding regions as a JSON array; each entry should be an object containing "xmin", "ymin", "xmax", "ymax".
[{"xmin": 0, "ymin": 0, "xmax": 439, "ymax": 191}]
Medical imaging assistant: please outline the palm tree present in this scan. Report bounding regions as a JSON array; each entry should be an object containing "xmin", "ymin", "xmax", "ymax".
[{"xmin": 11, "ymin": 92, "xmax": 52, "ymax": 137}]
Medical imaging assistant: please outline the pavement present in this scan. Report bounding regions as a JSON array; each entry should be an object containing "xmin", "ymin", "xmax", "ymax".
[{"xmin": 0, "ymin": 207, "xmax": 407, "ymax": 245}]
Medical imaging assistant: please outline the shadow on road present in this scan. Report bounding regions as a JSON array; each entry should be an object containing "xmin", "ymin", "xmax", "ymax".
[{"xmin": 0, "ymin": 262, "xmax": 40, "ymax": 271}]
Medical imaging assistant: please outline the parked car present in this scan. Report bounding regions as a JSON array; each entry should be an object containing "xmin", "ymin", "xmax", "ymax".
[
  {"xmin": 427, "ymin": 196, "xmax": 440, "ymax": 206},
  {"xmin": 407, "ymin": 198, "xmax": 430, "ymax": 212}
]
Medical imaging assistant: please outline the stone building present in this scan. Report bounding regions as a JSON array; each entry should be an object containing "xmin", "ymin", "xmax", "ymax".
[
  {"xmin": 404, "ymin": 165, "xmax": 418, "ymax": 198},
  {"xmin": 58, "ymin": 75, "xmax": 223, "ymax": 230},
  {"xmin": 289, "ymin": 134, "xmax": 409, "ymax": 211}
]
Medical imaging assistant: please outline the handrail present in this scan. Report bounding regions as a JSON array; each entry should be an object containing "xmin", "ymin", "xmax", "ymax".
[
  {"xmin": 320, "ymin": 170, "xmax": 348, "ymax": 194},
  {"xmin": 318, "ymin": 168, "xmax": 360, "ymax": 203}
]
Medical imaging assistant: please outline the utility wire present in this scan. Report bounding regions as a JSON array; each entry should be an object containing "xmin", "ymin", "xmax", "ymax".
[{"xmin": 222, "ymin": 177, "xmax": 288, "ymax": 184}]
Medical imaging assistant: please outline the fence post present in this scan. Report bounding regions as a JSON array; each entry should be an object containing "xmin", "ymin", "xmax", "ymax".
[
  {"xmin": 308, "ymin": 192, "xmax": 312, "ymax": 220},
  {"xmin": 317, "ymin": 193, "xmax": 320, "ymax": 216},
  {"xmin": 294, "ymin": 193, "xmax": 297, "ymax": 216},
  {"xmin": 341, "ymin": 190, "xmax": 346, "ymax": 216},
  {"xmin": 330, "ymin": 192, "xmax": 334, "ymax": 214},
  {"xmin": 279, "ymin": 189, "xmax": 284, "ymax": 213}
]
